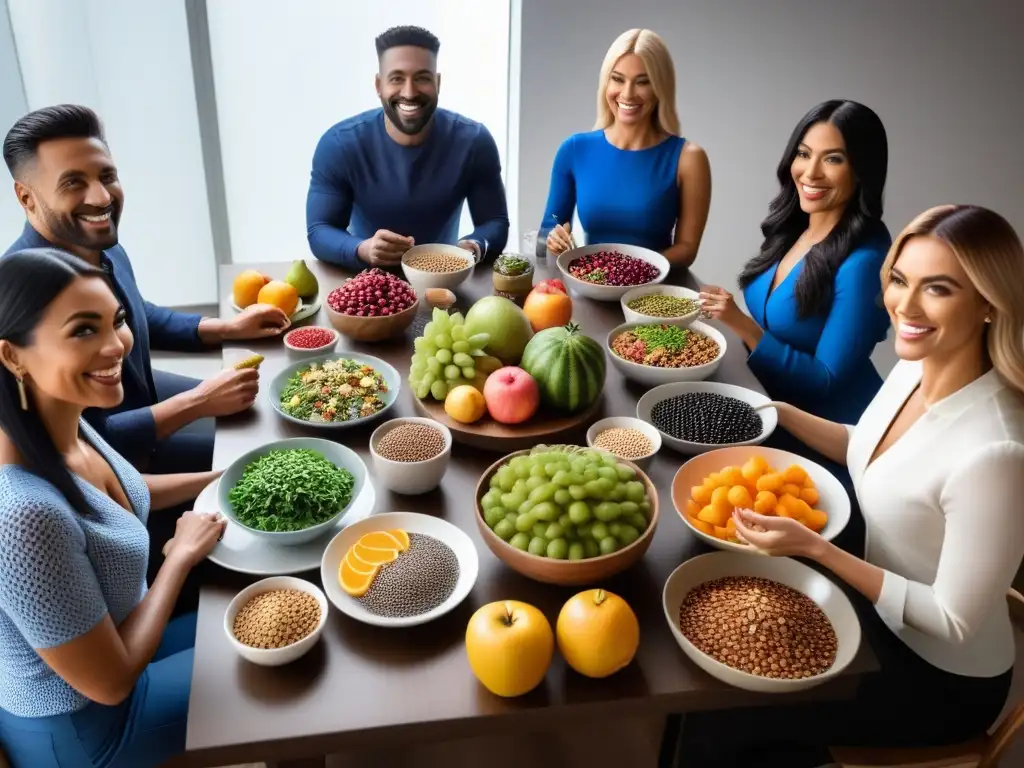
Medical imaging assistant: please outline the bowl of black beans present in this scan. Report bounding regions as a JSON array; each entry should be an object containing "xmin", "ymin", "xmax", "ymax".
[{"xmin": 636, "ymin": 382, "xmax": 777, "ymax": 455}]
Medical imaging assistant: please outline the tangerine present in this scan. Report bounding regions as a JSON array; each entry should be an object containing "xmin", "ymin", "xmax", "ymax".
[
  {"xmin": 340, "ymin": 556, "xmax": 378, "ymax": 597},
  {"xmin": 233, "ymin": 269, "xmax": 270, "ymax": 308},
  {"xmin": 358, "ymin": 531, "xmax": 405, "ymax": 551},
  {"xmin": 257, "ymin": 279, "xmax": 299, "ymax": 315},
  {"xmin": 351, "ymin": 542, "xmax": 399, "ymax": 566}
]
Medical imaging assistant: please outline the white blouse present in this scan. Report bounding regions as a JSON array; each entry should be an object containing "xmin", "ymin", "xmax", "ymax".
[{"xmin": 847, "ymin": 359, "xmax": 1024, "ymax": 678}]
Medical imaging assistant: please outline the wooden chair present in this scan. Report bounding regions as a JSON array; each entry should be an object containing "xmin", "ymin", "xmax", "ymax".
[{"xmin": 829, "ymin": 589, "xmax": 1024, "ymax": 768}]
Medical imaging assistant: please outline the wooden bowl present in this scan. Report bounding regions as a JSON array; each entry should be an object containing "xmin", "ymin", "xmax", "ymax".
[
  {"xmin": 474, "ymin": 446, "xmax": 659, "ymax": 586},
  {"xmin": 325, "ymin": 296, "xmax": 419, "ymax": 342}
]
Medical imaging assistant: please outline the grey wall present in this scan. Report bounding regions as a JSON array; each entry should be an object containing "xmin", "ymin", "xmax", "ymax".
[
  {"xmin": 0, "ymin": 1, "xmax": 27, "ymax": 243},
  {"xmin": 517, "ymin": 0, "xmax": 1024, "ymax": 375}
]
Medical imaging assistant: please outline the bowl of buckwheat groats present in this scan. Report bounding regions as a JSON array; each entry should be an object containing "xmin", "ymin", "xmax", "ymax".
[
  {"xmin": 556, "ymin": 243, "xmax": 669, "ymax": 301},
  {"xmin": 620, "ymin": 284, "xmax": 702, "ymax": 327},
  {"xmin": 401, "ymin": 243, "xmax": 475, "ymax": 294},
  {"xmin": 369, "ymin": 417, "xmax": 453, "ymax": 495},
  {"xmin": 225, "ymin": 576, "xmax": 329, "ymax": 666},
  {"xmin": 606, "ymin": 319, "xmax": 727, "ymax": 386},
  {"xmin": 585, "ymin": 416, "xmax": 662, "ymax": 471},
  {"xmin": 662, "ymin": 551, "xmax": 861, "ymax": 692}
]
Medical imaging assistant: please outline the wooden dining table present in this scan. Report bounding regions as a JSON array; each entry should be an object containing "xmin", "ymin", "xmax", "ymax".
[{"xmin": 183, "ymin": 259, "xmax": 877, "ymax": 768}]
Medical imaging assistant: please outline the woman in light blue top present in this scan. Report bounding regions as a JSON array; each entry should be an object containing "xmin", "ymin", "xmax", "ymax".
[
  {"xmin": 0, "ymin": 249, "xmax": 225, "ymax": 768},
  {"xmin": 541, "ymin": 28, "xmax": 711, "ymax": 268}
]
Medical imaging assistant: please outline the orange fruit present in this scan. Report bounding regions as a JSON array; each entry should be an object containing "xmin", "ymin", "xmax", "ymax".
[
  {"xmin": 340, "ymin": 556, "xmax": 378, "ymax": 597},
  {"xmin": 685, "ymin": 499, "xmax": 701, "ymax": 517},
  {"xmin": 444, "ymin": 384, "xmax": 486, "ymax": 424},
  {"xmin": 753, "ymin": 491, "xmax": 778, "ymax": 515},
  {"xmin": 358, "ymin": 531, "xmax": 405, "ymax": 551},
  {"xmin": 698, "ymin": 504, "xmax": 730, "ymax": 528},
  {"xmin": 387, "ymin": 529, "xmax": 410, "ymax": 550},
  {"xmin": 257, "ymin": 279, "xmax": 299, "ymax": 315},
  {"xmin": 756, "ymin": 472, "xmax": 784, "ymax": 493},
  {"xmin": 804, "ymin": 508, "xmax": 828, "ymax": 532},
  {"xmin": 691, "ymin": 485, "xmax": 713, "ymax": 505},
  {"xmin": 782, "ymin": 464, "xmax": 808, "ymax": 485},
  {"xmin": 727, "ymin": 485, "xmax": 753, "ymax": 509},
  {"xmin": 800, "ymin": 487, "xmax": 820, "ymax": 506},
  {"xmin": 344, "ymin": 549, "xmax": 376, "ymax": 574},
  {"xmin": 352, "ymin": 542, "xmax": 399, "ymax": 566},
  {"xmin": 523, "ymin": 287, "xmax": 573, "ymax": 333},
  {"xmin": 556, "ymin": 589, "xmax": 638, "ymax": 679},
  {"xmin": 689, "ymin": 516, "xmax": 715, "ymax": 536},
  {"xmin": 233, "ymin": 269, "xmax": 270, "ymax": 308}
]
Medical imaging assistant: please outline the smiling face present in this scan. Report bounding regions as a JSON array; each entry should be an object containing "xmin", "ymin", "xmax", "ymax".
[
  {"xmin": 0, "ymin": 275, "xmax": 132, "ymax": 411},
  {"xmin": 605, "ymin": 53, "xmax": 656, "ymax": 127},
  {"xmin": 376, "ymin": 45, "xmax": 440, "ymax": 137},
  {"xmin": 15, "ymin": 137, "xmax": 123, "ymax": 257},
  {"xmin": 884, "ymin": 235, "xmax": 991, "ymax": 363},
  {"xmin": 790, "ymin": 122, "xmax": 856, "ymax": 216}
]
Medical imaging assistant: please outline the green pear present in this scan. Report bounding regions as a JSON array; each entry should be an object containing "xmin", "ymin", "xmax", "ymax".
[{"xmin": 285, "ymin": 259, "xmax": 319, "ymax": 298}]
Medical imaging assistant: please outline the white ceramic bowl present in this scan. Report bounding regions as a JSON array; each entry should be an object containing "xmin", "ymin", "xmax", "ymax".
[
  {"xmin": 369, "ymin": 417, "xmax": 453, "ymax": 495},
  {"xmin": 556, "ymin": 243, "xmax": 669, "ymax": 302},
  {"xmin": 662, "ymin": 552, "xmax": 861, "ymax": 692},
  {"xmin": 401, "ymin": 243, "xmax": 475, "ymax": 294},
  {"xmin": 606, "ymin": 320, "xmax": 727, "ymax": 386},
  {"xmin": 585, "ymin": 416, "xmax": 662, "ymax": 471},
  {"xmin": 320, "ymin": 511, "xmax": 479, "ymax": 628},
  {"xmin": 224, "ymin": 576, "xmax": 329, "ymax": 667},
  {"xmin": 219, "ymin": 437, "xmax": 368, "ymax": 546},
  {"xmin": 670, "ymin": 445, "xmax": 851, "ymax": 554},
  {"xmin": 268, "ymin": 352, "xmax": 401, "ymax": 430},
  {"xmin": 282, "ymin": 326, "xmax": 339, "ymax": 360},
  {"xmin": 620, "ymin": 284, "xmax": 701, "ymax": 327},
  {"xmin": 636, "ymin": 381, "xmax": 778, "ymax": 455}
]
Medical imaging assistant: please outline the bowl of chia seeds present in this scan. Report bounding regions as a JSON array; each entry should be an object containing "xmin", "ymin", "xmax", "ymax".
[
  {"xmin": 636, "ymin": 381, "xmax": 777, "ymax": 455},
  {"xmin": 620, "ymin": 285, "xmax": 701, "ymax": 327},
  {"xmin": 319, "ymin": 511, "xmax": 479, "ymax": 628}
]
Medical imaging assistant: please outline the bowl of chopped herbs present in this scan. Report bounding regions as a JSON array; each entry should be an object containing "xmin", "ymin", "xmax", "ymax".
[
  {"xmin": 606, "ymin": 320, "xmax": 727, "ymax": 385},
  {"xmin": 219, "ymin": 437, "xmax": 367, "ymax": 546}
]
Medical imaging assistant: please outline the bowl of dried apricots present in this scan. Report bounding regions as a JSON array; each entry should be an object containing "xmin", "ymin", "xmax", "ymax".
[{"xmin": 671, "ymin": 447, "xmax": 850, "ymax": 553}]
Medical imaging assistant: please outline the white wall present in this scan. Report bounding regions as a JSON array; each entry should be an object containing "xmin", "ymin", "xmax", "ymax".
[
  {"xmin": 3, "ymin": 0, "xmax": 217, "ymax": 307},
  {"xmin": 207, "ymin": 0, "xmax": 511, "ymax": 264},
  {"xmin": 516, "ymin": 0, "xmax": 1024, "ymax": 374},
  {"xmin": 0, "ymin": 1, "xmax": 27, "ymax": 245}
]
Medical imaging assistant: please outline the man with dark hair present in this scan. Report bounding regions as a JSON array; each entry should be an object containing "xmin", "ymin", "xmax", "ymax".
[
  {"xmin": 2, "ymin": 104, "xmax": 288, "ymax": 472},
  {"xmin": 306, "ymin": 25, "xmax": 509, "ymax": 270}
]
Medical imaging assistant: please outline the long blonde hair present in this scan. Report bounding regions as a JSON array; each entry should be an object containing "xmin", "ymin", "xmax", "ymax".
[
  {"xmin": 594, "ymin": 29, "xmax": 680, "ymax": 135},
  {"xmin": 882, "ymin": 204, "xmax": 1024, "ymax": 394}
]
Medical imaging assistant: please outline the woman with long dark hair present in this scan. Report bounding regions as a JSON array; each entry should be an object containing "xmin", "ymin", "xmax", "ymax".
[
  {"xmin": 0, "ymin": 249, "xmax": 224, "ymax": 767},
  {"xmin": 701, "ymin": 100, "xmax": 891, "ymax": 425}
]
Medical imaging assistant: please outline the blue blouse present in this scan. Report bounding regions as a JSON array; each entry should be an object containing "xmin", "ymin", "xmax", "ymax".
[
  {"xmin": 539, "ymin": 130, "xmax": 684, "ymax": 251},
  {"xmin": 743, "ymin": 230, "xmax": 893, "ymax": 424}
]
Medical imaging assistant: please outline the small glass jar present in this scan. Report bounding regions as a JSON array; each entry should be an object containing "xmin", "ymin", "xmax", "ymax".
[{"xmin": 492, "ymin": 254, "xmax": 535, "ymax": 303}]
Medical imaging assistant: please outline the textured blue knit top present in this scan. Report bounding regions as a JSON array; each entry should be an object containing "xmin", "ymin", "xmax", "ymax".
[
  {"xmin": 0, "ymin": 420, "xmax": 150, "ymax": 718},
  {"xmin": 539, "ymin": 130, "xmax": 685, "ymax": 251}
]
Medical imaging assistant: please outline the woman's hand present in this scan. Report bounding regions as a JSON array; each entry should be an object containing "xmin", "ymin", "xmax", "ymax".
[
  {"xmin": 698, "ymin": 285, "xmax": 744, "ymax": 324},
  {"xmin": 162, "ymin": 510, "xmax": 226, "ymax": 569},
  {"xmin": 732, "ymin": 508, "xmax": 824, "ymax": 559},
  {"xmin": 546, "ymin": 222, "xmax": 574, "ymax": 255}
]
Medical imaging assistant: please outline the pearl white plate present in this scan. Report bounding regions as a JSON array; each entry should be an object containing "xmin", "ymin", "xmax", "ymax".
[
  {"xmin": 226, "ymin": 292, "xmax": 322, "ymax": 323},
  {"xmin": 196, "ymin": 476, "xmax": 376, "ymax": 575}
]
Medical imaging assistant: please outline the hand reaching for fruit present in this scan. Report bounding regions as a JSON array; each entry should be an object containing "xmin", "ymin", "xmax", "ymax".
[
  {"xmin": 732, "ymin": 508, "xmax": 824, "ymax": 558},
  {"xmin": 357, "ymin": 229, "xmax": 414, "ymax": 267},
  {"xmin": 223, "ymin": 303, "xmax": 290, "ymax": 340}
]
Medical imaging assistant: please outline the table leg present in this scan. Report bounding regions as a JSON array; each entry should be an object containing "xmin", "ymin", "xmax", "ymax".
[
  {"xmin": 267, "ymin": 758, "xmax": 326, "ymax": 768},
  {"xmin": 658, "ymin": 714, "xmax": 682, "ymax": 768}
]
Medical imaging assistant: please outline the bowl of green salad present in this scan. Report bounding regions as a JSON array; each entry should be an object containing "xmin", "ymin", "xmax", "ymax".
[
  {"xmin": 268, "ymin": 352, "xmax": 401, "ymax": 429},
  {"xmin": 219, "ymin": 437, "xmax": 367, "ymax": 546}
]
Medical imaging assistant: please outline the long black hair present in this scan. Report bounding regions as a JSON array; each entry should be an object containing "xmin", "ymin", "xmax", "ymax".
[
  {"xmin": 738, "ymin": 100, "xmax": 888, "ymax": 318},
  {"xmin": 0, "ymin": 248, "xmax": 109, "ymax": 516}
]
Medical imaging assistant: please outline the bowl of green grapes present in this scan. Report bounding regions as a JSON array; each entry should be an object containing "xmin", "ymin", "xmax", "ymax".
[{"xmin": 474, "ymin": 444, "xmax": 659, "ymax": 585}]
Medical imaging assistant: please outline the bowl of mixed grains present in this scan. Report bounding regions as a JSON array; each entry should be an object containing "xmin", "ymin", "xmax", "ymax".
[
  {"xmin": 585, "ymin": 416, "xmax": 662, "ymax": 471},
  {"xmin": 401, "ymin": 243, "xmax": 475, "ymax": 294},
  {"xmin": 620, "ymin": 285, "xmax": 702, "ymax": 327},
  {"xmin": 369, "ymin": 417, "xmax": 453, "ymax": 495},
  {"xmin": 662, "ymin": 552, "xmax": 861, "ymax": 693},
  {"xmin": 606, "ymin": 320, "xmax": 727, "ymax": 386},
  {"xmin": 225, "ymin": 576, "xmax": 329, "ymax": 666}
]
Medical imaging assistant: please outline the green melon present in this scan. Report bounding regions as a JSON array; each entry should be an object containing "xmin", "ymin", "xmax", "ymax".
[{"xmin": 520, "ymin": 323, "xmax": 606, "ymax": 413}]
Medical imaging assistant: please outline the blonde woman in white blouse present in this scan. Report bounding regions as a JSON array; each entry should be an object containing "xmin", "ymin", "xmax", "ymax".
[{"xmin": 679, "ymin": 204, "xmax": 1024, "ymax": 767}]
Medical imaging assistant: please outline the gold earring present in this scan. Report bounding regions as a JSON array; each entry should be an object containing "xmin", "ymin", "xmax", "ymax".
[{"xmin": 15, "ymin": 372, "xmax": 28, "ymax": 411}]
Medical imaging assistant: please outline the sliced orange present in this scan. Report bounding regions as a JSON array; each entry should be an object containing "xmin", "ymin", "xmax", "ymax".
[
  {"xmin": 386, "ymin": 529, "xmax": 410, "ymax": 551},
  {"xmin": 351, "ymin": 542, "xmax": 399, "ymax": 566},
  {"xmin": 358, "ymin": 531, "xmax": 404, "ymax": 551},
  {"xmin": 340, "ymin": 557, "xmax": 378, "ymax": 597},
  {"xmin": 344, "ymin": 549, "xmax": 376, "ymax": 575}
]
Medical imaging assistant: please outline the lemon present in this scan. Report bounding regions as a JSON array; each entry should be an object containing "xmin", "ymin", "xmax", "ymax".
[{"xmin": 445, "ymin": 385, "xmax": 487, "ymax": 424}]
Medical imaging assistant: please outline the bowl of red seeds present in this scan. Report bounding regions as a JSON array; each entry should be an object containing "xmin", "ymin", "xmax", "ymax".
[
  {"xmin": 557, "ymin": 243, "xmax": 669, "ymax": 302},
  {"xmin": 283, "ymin": 326, "xmax": 339, "ymax": 358},
  {"xmin": 325, "ymin": 268, "xmax": 420, "ymax": 342}
]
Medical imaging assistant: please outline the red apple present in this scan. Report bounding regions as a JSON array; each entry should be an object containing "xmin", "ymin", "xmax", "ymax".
[
  {"xmin": 534, "ymin": 278, "xmax": 567, "ymax": 295},
  {"xmin": 483, "ymin": 367, "xmax": 540, "ymax": 424}
]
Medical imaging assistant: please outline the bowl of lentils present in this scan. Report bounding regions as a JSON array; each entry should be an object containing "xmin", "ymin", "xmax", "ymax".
[
  {"xmin": 606, "ymin": 320, "xmax": 727, "ymax": 385},
  {"xmin": 620, "ymin": 285, "xmax": 701, "ymax": 327},
  {"xmin": 369, "ymin": 417, "xmax": 453, "ymax": 495},
  {"xmin": 401, "ymin": 243, "xmax": 475, "ymax": 294},
  {"xmin": 326, "ymin": 268, "xmax": 420, "ymax": 342},
  {"xmin": 636, "ymin": 381, "xmax": 777, "ymax": 455},
  {"xmin": 556, "ymin": 243, "xmax": 669, "ymax": 302},
  {"xmin": 224, "ymin": 576, "xmax": 329, "ymax": 666},
  {"xmin": 585, "ymin": 416, "xmax": 662, "ymax": 471}
]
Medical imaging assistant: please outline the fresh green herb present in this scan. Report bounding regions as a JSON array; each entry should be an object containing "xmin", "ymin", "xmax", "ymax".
[
  {"xmin": 227, "ymin": 448, "xmax": 355, "ymax": 532},
  {"xmin": 584, "ymin": 268, "xmax": 607, "ymax": 283},
  {"xmin": 494, "ymin": 254, "xmax": 532, "ymax": 276},
  {"xmin": 632, "ymin": 323, "xmax": 690, "ymax": 352}
]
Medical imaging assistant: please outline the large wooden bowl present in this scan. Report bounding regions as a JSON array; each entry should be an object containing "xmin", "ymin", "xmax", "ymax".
[
  {"xmin": 325, "ymin": 296, "xmax": 419, "ymax": 342},
  {"xmin": 474, "ymin": 446, "xmax": 660, "ymax": 586}
]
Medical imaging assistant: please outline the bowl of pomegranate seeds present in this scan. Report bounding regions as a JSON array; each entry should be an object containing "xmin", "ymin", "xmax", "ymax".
[
  {"xmin": 556, "ymin": 243, "xmax": 669, "ymax": 302},
  {"xmin": 325, "ymin": 268, "xmax": 420, "ymax": 342},
  {"xmin": 283, "ymin": 326, "xmax": 340, "ymax": 358}
]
